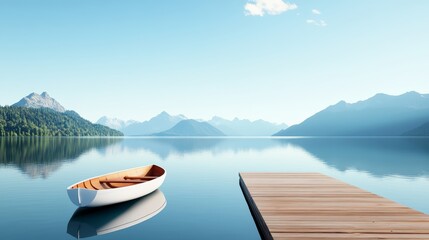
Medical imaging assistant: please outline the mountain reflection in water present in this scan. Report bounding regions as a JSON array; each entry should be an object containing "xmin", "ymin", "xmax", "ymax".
[
  {"xmin": 277, "ymin": 137, "xmax": 429, "ymax": 177},
  {"xmin": 116, "ymin": 137, "xmax": 429, "ymax": 178},
  {"xmin": 117, "ymin": 138, "xmax": 280, "ymax": 159},
  {"xmin": 0, "ymin": 137, "xmax": 122, "ymax": 178},
  {"xmin": 1, "ymin": 137, "xmax": 429, "ymax": 179}
]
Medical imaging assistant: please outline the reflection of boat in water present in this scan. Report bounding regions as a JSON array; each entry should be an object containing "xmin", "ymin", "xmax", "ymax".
[
  {"xmin": 67, "ymin": 190, "xmax": 166, "ymax": 238},
  {"xmin": 67, "ymin": 165, "xmax": 166, "ymax": 207}
]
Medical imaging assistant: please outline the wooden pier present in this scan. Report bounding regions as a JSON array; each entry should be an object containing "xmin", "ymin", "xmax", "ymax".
[{"xmin": 239, "ymin": 173, "xmax": 429, "ymax": 240}]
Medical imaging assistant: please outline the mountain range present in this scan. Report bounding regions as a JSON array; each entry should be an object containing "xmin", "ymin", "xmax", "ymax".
[
  {"xmin": 96, "ymin": 116, "xmax": 138, "ymax": 131},
  {"xmin": 153, "ymin": 119, "xmax": 225, "ymax": 136},
  {"xmin": 97, "ymin": 113, "xmax": 287, "ymax": 136},
  {"xmin": 208, "ymin": 117, "xmax": 287, "ymax": 136},
  {"xmin": 7, "ymin": 90, "xmax": 429, "ymax": 137},
  {"xmin": 275, "ymin": 91, "xmax": 429, "ymax": 136},
  {"xmin": 122, "ymin": 111, "xmax": 186, "ymax": 136},
  {"xmin": 1, "ymin": 92, "xmax": 122, "ymax": 136}
]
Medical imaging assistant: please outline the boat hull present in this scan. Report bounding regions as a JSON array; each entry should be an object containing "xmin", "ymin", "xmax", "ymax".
[{"xmin": 67, "ymin": 165, "xmax": 166, "ymax": 207}]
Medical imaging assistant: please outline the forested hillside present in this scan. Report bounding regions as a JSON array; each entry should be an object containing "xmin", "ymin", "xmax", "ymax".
[{"xmin": 0, "ymin": 106, "xmax": 123, "ymax": 136}]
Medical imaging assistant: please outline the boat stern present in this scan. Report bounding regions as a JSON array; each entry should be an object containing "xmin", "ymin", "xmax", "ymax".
[{"xmin": 67, "ymin": 188, "xmax": 97, "ymax": 207}]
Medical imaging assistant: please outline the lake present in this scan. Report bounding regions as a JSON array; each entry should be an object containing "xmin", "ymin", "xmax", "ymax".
[{"xmin": 1, "ymin": 137, "xmax": 429, "ymax": 239}]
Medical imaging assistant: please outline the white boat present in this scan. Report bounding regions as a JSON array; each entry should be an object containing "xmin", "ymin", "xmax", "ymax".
[
  {"xmin": 67, "ymin": 190, "xmax": 166, "ymax": 238},
  {"xmin": 67, "ymin": 165, "xmax": 166, "ymax": 207}
]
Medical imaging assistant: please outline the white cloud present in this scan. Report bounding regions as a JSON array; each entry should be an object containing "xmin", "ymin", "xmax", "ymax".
[
  {"xmin": 306, "ymin": 19, "xmax": 327, "ymax": 27},
  {"xmin": 245, "ymin": 0, "xmax": 298, "ymax": 17},
  {"xmin": 312, "ymin": 9, "xmax": 321, "ymax": 15}
]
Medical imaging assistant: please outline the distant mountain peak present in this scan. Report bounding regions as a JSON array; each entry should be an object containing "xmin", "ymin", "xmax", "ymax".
[
  {"xmin": 208, "ymin": 116, "xmax": 288, "ymax": 136},
  {"xmin": 12, "ymin": 92, "xmax": 66, "ymax": 113},
  {"xmin": 403, "ymin": 91, "xmax": 419, "ymax": 95},
  {"xmin": 95, "ymin": 116, "xmax": 137, "ymax": 131},
  {"xmin": 149, "ymin": 111, "xmax": 187, "ymax": 122},
  {"xmin": 275, "ymin": 91, "xmax": 429, "ymax": 136},
  {"xmin": 326, "ymin": 100, "xmax": 348, "ymax": 112},
  {"xmin": 368, "ymin": 91, "xmax": 426, "ymax": 101},
  {"xmin": 159, "ymin": 111, "xmax": 169, "ymax": 116},
  {"xmin": 373, "ymin": 93, "xmax": 388, "ymax": 97},
  {"xmin": 98, "ymin": 112, "xmax": 187, "ymax": 136},
  {"xmin": 152, "ymin": 111, "xmax": 172, "ymax": 120},
  {"xmin": 98, "ymin": 116, "xmax": 108, "ymax": 121},
  {"xmin": 153, "ymin": 119, "xmax": 225, "ymax": 136}
]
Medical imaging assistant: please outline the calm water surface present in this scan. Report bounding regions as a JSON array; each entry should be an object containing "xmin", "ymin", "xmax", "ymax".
[{"xmin": 1, "ymin": 137, "xmax": 429, "ymax": 239}]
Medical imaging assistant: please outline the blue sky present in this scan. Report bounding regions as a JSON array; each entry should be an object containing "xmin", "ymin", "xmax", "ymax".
[{"xmin": 1, "ymin": 0, "xmax": 428, "ymax": 124}]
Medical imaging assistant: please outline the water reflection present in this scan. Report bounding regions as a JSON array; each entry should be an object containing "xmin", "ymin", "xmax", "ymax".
[
  {"xmin": 2, "ymin": 137, "xmax": 429, "ymax": 239},
  {"xmin": 119, "ymin": 138, "xmax": 429, "ymax": 178},
  {"xmin": 0, "ymin": 137, "xmax": 122, "ymax": 178},
  {"xmin": 118, "ymin": 138, "xmax": 281, "ymax": 159},
  {"xmin": 120, "ymin": 138, "xmax": 223, "ymax": 159},
  {"xmin": 2, "ymin": 137, "xmax": 429, "ymax": 179},
  {"xmin": 278, "ymin": 138, "xmax": 429, "ymax": 177},
  {"xmin": 67, "ymin": 190, "xmax": 166, "ymax": 239}
]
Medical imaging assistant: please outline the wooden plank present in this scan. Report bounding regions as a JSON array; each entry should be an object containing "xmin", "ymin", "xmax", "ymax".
[
  {"xmin": 82, "ymin": 181, "xmax": 96, "ymax": 190},
  {"xmin": 240, "ymin": 172, "xmax": 429, "ymax": 240},
  {"xmin": 89, "ymin": 179, "xmax": 104, "ymax": 190}
]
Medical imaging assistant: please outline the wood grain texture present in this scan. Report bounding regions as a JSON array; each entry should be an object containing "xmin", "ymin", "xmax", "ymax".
[
  {"xmin": 71, "ymin": 165, "xmax": 164, "ymax": 190},
  {"xmin": 239, "ymin": 172, "xmax": 429, "ymax": 240}
]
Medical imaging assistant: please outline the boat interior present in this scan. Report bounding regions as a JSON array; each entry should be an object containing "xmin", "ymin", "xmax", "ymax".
[{"xmin": 71, "ymin": 165, "xmax": 164, "ymax": 190}]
